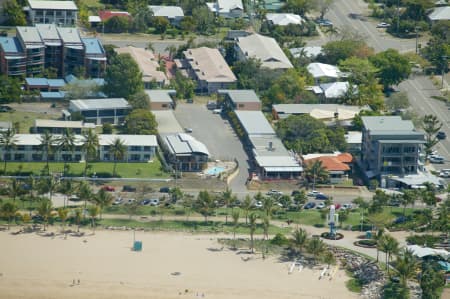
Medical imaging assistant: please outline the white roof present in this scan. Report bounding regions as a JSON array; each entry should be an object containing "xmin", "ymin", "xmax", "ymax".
[
  {"xmin": 345, "ymin": 131, "xmax": 362, "ymax": 144},
  {"xmin": 307, "ymin": 63, "xmax": 341, "ymax": 78},
  {"xmin": 28, "ymin": 0, "xmax": 78, "ymax": 10},
  {"xmin": 428, "ymin": 6, "xmax": 450, "ymax": 21},
  {"xmin": 290, "ymin": 46, "xmax": 322, "ymax": 58},
  {"xmin": 266, "ymin": 13, "xmax": 303, "ymax": 26},
  {"xmin": 207, "ymin": 0, "xmax": 243, "ymax": 13},
  {"xmin": 319, "ymin": 82, "xmax": 351, "ymax": 98},
  {"xmin": 34, "ymin": 119, "xmax": 95, "ymax": 129},
  {"xmin": 237, "ymin": 33, "xmax": 293, "ymax": 69},
  {"xmin": 149, "ymin": 5, "xmax": 184, "ymax": 18},
  {"xmin": 70, "ymin": 98, "xmax": 130, "ymax": 110},
  {"xmin": 163, "ymin": 133, "xmax": 210, "ymax": 156},
  {"xmin": 88, "ymin": 16, "xmax": 101, "ymax": 22},
  {"xmin": 98, "ymin": 134, "xmax": 157, "ymax": 147},
  {"xmin": 406, "ymin": 245, "xmax": 450, "ymax": 258}
]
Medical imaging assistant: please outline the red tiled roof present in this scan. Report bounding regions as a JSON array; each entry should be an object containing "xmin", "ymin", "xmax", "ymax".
[
  {"xmin": 337, "ymin": 153, "xmax": 353, "ymax": 163},
  {"xmin": 98, "ymin": 11, "xmax": 131, "ymax": 22},
  {"xmin": 305, "ymin": 156, "xmax": 350, "ymax": 172}
]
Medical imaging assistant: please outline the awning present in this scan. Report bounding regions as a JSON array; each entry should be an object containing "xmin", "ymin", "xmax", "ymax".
[
  {"xmin": 5, "ymin": 56, "xmax": 25, "ymax": 59},
  {"xmin": 264, "ymin": 166, "xmax": 303, "ymax": 172},
  {"xmin": 87, "ymin": 57, "xmax": 107, "ymax": 61}
]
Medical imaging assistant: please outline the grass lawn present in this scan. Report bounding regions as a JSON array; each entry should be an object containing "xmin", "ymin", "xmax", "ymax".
[
  {"xmin": 0, "ymin": 111, "xmax": 55, "ymax": 133},
  {"xmin": 3, "ymin": 160, "xmax": 169, "ymax": 178},
  {"xmin": 79, "ymin": 0, "xmax": 103, "ymax": 9},
  {"xmin": 346, "ymin": 277, "xmax": 363, "ymax": 293},
  {"xmin": 99, "ymin": 218, "xmax": 291, "ymax": 235}
]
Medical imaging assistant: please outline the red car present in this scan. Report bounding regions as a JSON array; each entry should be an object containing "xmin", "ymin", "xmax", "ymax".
[
  {"xmin": 101, "ymin": 185, "xmax": 115, "ymax": 192},
  {"xmin": 334, "ymin": 204, "xmax": 341, "ymax": 210}
]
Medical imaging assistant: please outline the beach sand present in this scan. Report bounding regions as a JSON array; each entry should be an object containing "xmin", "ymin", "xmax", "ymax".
[{"xmin": 0, "ymin": 229, "xmax": 357, "ymax": 299}]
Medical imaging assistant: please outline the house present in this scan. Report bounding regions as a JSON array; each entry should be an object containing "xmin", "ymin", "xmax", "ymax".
[
  {"xmin": 290, "ymin": 46, "xmax": 322, "ymax": 59},
  {"xmin": 235, "ymin": 33, "xmax": 293, "ymax": 70},
  {"xmin": 82, "ymin": 38, "xmax": 107, "ymax": 78},
  {"xmin": 0, "ymin": 133, "xmax": 157, "ymax": 162},
  {"xmin": 25, "ymin": 77, "xmax": 65, "ymax": 91},
  {"xmin": 27, "ymin": 0, "xmax": 78, "ymax": 26},
  {"xmin": 115, "ymin": 46, "xmax": 168, "ymax": 88},
  {"xmin": 262, "ymin": 0, "xmax": 284, "ymax": 11},
  {"xmin": 182, "ymin": 47, "xmax": 236, "ymax": 94},
  {"xmin": 35, "ymin": 24, "xmax": 62, "ymax": 71},
  {"xmin": 234, "ymin": 110, "xmax": 276, "ymax": 136},
  {"xmin": 303, "ymin": 153, "xmax": 353, "ymax": 184},
  {"xmin": 98, "ymin": 10, "xmax": 131, "ymax": 22},
  {"xmin": 34, "ymin": 119, "xmax": 95, "ymax": 134},
  {"xmin": 218, "ymin": 89, "xmax": 261, "ymax": 111},
  {"xmin": 68, "ymin": 98, "xmax": 131, "ymax": 125},
  {"xmin": 361, "ymin": 116, "xmax": 425, "ymax": 181},
  {"xmin": 428, "ymin": 6, "xmax": 450, "ymax": 22},
  {"xmin": 149, "ymin": 5, "xmax": 184, "ymax": 25},
  {"xmin": 160, "ymin": 133, "xmax": 210, "ymax": 171},
  {"xmin": 57, "ymin": 27, "xmax": 84, "ymax": 76},
  {"xmin": 145, "ymin": 89, "xmax": 176, "ymax": 110},
  {"xmin": 345, "ymin": 131, "xmax": 363, "ymax": 154},
  {"xmin": 0, "ymin": 36, "xmax": 26, "ymax": 76},
  {"xmin": 266, "ymin": 13, "xmax": 304, "ymax": 26},
  {"xmin": 207, "ymin": 0, "xmax": 244, "ymax": 18},
  {"xmin": 307, "ymin": 62, "xmax": 343, "ymax": 83},
  {"xmin": 318, "ymin": 81, "xmax": 353, "ymax": 101}
]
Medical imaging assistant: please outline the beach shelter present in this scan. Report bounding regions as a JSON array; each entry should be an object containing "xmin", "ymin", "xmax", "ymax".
[{"xmin": 407, "ymin": 245, "xmax": 450, "ymax": 259}]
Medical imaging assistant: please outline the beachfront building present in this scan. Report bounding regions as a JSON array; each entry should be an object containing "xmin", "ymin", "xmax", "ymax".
[
  {"xmin": 68, "ymin": 98, "xmax": 131, "ymax": 125},
  {"xmin": 16, "ymin": 26, "xmax": 45, "ymax": 75},
  {"xmin": 33, "ymin": 119, "xmax": 95, "ymax": 134},
  {"xmin": 207, "ymin": 0, "xmax": 244, "ymax": 18},
  {"xmin": 82, "ymin": 38, "xmax": 107, "ymax": 78},
  {"xmin": 303, "ymin": 153, "xmax": 353, "ymax": 184},
  {"xmin": 0, "ymin": 36, "xmax": 26, "ymax": 76},
  {"xmin": 149, "ymin": 5, "xmax": 184, "ymax": 25},
  {"xmin": 0, "ymin": 133, "xmax": 157, "ymax": 162},
  {"xmin": 146, "ymin": 89, "xmax": 176, "ymax": 110},
  {"xmin": 27, "ymin": 0, "xmax": 78, "ymax": 26},
  {"xmin": 235, "ymin": 33, "xmax": 293, "ymax": 70},
  {"xmin": 115, "ymin": 46, "xmax": 168, "ymax": 88},
  {"xmin": 218, "ymin": 89, "xmax": 261, "ymax": 111},
  {"xmin": 160, "ymin": 133, "xmax": 210, "ymax": 172},
  {"xmin": 182, "ymin": 47, "xmax": 237, "ymax": 94}
]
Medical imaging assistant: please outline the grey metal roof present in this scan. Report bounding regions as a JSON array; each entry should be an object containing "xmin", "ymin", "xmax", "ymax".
[
  {"xmin": 249, "ymin": 135, "xmax": 289, "ymax": 157},
  {"xmin": 149, "ymin": 5, "xmax": 184, "ymax": 18},
  {"xmin": 28, "ymin": 0, "xmax": 78, "ymax": 10},
  {"xmin": 35, "ymin": 24, "xmax": 60, "ymax": 44},
  {"xmin": 145, "ymin": 89, "xmax": 176, "ymax": 103},
  {"xmin": 217, "ymin": 89, "xmax": 260, "ymax": 103},
  {"xmin": 70, "ymin": 98, "xmax": 130, "ymax": 110},
  {"xmin": 163, "ymin": 133, "xmax": 209, "ymax": 156},
  {"xmin": 16, "ymin": 27, "xmax": 43, "ymax": 44},
  {"xmin": 428, "ymin": 6, "xmax": 450, "ymax": 21},
  {"xmin": 362, "ymin": 116, "xmax": 414, "ymax": 132},
  {"xmin": 235, "ymin": 111, "xmax": 275, "ymax": 135},
  {"xmin": 273, "ymin": 104, "xmax": 368, "ymax": 115},
  {"xmin": 56, "ymin": 27, "xmax": 82, "ymax": 44},
  {"xmin": 378, "ymin": 139, "xmax": 425, "ymax": 143},
  {"xmin": 34, "ymin": 119, "xmax": 95, "ymax": 129}
]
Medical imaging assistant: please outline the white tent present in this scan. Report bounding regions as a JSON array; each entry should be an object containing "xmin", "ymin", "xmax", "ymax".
[{"xmin": 407, "ymin": 245, "xmax": 450, "ymax": 259}]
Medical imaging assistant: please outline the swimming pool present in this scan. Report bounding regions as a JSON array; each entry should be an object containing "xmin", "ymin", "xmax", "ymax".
[{"xmin": 205, "ymin": 166, "xmax": 226, "ymax": 176}]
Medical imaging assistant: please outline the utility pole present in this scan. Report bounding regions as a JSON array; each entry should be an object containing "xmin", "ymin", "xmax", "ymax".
[
  {"xmin": 442, "ymin": 55, "xmax": 448, "ymax": 89},
  {"xmin": 415, "ymin": 26, "xmax": 420, "ymax": 54}
]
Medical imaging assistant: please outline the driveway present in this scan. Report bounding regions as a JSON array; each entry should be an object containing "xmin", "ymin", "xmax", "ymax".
[{"xmin": 173, "ymin": 103, "xmax": 251, "ymax": 193}]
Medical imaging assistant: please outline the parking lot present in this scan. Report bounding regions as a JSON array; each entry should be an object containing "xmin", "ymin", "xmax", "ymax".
[{"xmin": 173, "ymin": 103, "xmax": 251, "ymax": 192}]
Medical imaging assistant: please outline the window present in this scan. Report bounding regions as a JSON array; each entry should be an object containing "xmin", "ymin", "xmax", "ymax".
[
  {"xmin": 130, "ymin": 154, "xmax": 140, "ymax": 161},
  {"xmin": 238, "ymin": 104, "xmax": 244, "ymax": 108},
  {"xmin": 103, "ymin": 145, "xmax": 110, "ymax": 151},
  {"xmin": 103, "ymin": 154, "xmax": 110, "ymax": 161},
  {"xmin": 14, "ymin": 154, "xmax": 24, "ymax": 161},
  {"xmin": 143, "ymin": 146, "xmax": 152, "ymax": 151},
  {"xmin": 32, "ymin": 154, "xmax": 43, "ymax": 161},
  {"xmin": 130, "ymin": 146, "xmax": 141, "ymax": 151}
]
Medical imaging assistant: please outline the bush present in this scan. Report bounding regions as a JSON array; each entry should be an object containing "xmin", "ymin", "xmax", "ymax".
[
  {"xmin": 406, "ymin": 234, "xmax": 441, "ymax": 247},
  {"xmin": 270, "ymin": 233, "xmax": 289, "ymax": 246}
]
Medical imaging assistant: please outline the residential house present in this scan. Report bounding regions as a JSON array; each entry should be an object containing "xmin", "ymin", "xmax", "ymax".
[
  {"xmin": 149, "ymin": 5, "xmax": 184, "ymax": 25},
  {"xmin": 303, "ymin": 153, "xmax": 353, "ymax": 184},
  {"xmin": 27, "ymin": 0, "xmax": 78, "ymax": 26},
  {"xmin": 33, "ymin": 119, "xmax": 95, "ymax": 134},
  {"xmin": 115, "ymin": 46, "xmax": 168, "ymax": 88},
  {"xmin": 235, "ymin": 33, "xmax": 293, "ymax": 70},
  {"xmin": 207, "ymin": 0, "xmax": 244, "ymax": 18},
  {"xmin": 361, "ymin": 116, "xmax": 425, "ymax": 181},
  {"xmin": 182, "ymin": 47, "xmax": 236, "ymax": 94},
  {"xmin": 218, "ymin": 89, "xmax": 261, "ymax": 111},
  {"xmin": 0, "ymin": 37, "xmax": 26, "ymax": 76},
  {"xmin": 146, "ymin": 89, "xmax": 176, "ymax": 110},
  {"xmin": 68, "ymin": 98, "xmax": 131, "ymax": 125},
  {"xmin": 25, "ymin": 77, "xmax": 65, "ymax": 91},
  {"xmin": 160, "ymin": 133, "xmax": 210, "ymax": 171},
  {"xmin": 266, "ymin": 13, "xmax": 304, "ymax": 26},
  {"xmin": 428, "ymin": 6, "xmax": 450, "ymax": 22},
  {"xmin": 307, "ymin": 62, "xmax": 343, "ymax": 84},
  {"xmin": 317, "ymin": 81, "xmax": 353, "ymax": 101},
  {"xmin": 35, "ymin": 24, "xmax": 62, "ymax": 72},
  {"xmin": 289, "ymin": 46, "xmax": 323, "ymax": 59},
  {"xmin": 98, "ymin": 10, "xmax": 131, "ymax": 22}
]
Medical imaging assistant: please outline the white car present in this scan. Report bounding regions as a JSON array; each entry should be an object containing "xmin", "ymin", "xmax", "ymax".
[
  {"xmin": 376, "ymin": 22, "xmax": 390, "ymax": 28},
  {"xmin": 266, "ymin": 189, "xmax": 283, "ymax": 196},
  {"xmin": 254, "ymin": 201, "xmax": 263, "ymax": 208},
  {"xmin": 213, "ymin": 109, "xmax": 222, "ymax": 114},
  {"xmin": 307, "ymin": 190, "xmax": 320, "ymax": 197},
  {"xmin": 439, "ymin": 171, "xmax": 450, "ymax": 178},
  {"xmin": 316, "ymin": 202, "xmax": 325, "ymax": 209},
  {"xmin": 150, "ymin": 198, "xmax": 160, "ymax": 206},
  {"xmin": 341, "ymin": 203, "xmax": 353, "ymax": 210}
]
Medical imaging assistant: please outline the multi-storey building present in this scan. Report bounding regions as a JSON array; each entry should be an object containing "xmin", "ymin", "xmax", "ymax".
[
  {"xmin": 27, "ymin": 0, "xmax": 78, "ymax": 26},
  {"xmin": 361, "ymin": 116, "xmax": 425, "ymax": 179},
  {"xmin": 16, "ymin": 26, "xmax": 45, "ymax": 75},
  {"xmin": 0, "ymin": 37, "xmax": 26, "ymax": 76},
  {"xmin": 68, "ymin": 98, "xmax": 131, "ymax": 125}
]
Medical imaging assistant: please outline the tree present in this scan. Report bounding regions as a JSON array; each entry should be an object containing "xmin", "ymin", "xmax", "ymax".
[
  {"xmin": 0, "ymin": 75, "xmax": 22, "ymax": 104},
  {"xmin": 386, "ymin": 92, "xmax": 410, "ymax": 111},
  {"xmin": 128, "ymin": 0, "xmax": 153, "ymax": 32},
  {"xmin": 39, "ymin": 131, "xmax": 55, "ymax": 175},
  {"xmin": 290, "ymin": 228, "xmax": 308, "ymax": 255},
  {"xmin": 104, "ymin": 16, "xmax": 130, "ymax": 33},
  {"xmin": 293, "ymin": 190, "xmax": 307, "ymax": 208},
  {"xmin": 63, "ymin": 79, "xmax": 102, "ymax": 99},
  {"xmin": 2, "ymin": 0, "xmax": 26, "ymax": 26},
  {"xmin": 307, "ymin": 237, "xmax": 325, "ymax": 264},
  {"xmin": 353, "ymin": 197, "xmax": 369, "ymax": 231},
  {"xmin": 124, "ymin": 109, "xmax": 157, "ymax": 135},
  {"xmin": 284, "ymin": 0, "xmax": 316, "ymax": 16},
  {"xmin": 192, "ymin": 6, "xmax": 216, "ymax": 34},
  {"xmin": 93, "ymin": 188, "xmax": 113, "ymax": 220},
  {"xmin": 73, "ymin": 208, "xmax": 82, "ymax": 232},
  {"xmin": 57, "ymin": 207, "xmax": 69, "ymax": 232},
  {"xmin": 320, "ymin": 37, "xmax": 373, "ymax": 65},
  {"xmin": 172, "ymin": 70, "xmax": 195, "ymax": 100},
  {"xmin": 153, "ymin": 16, "xmax": 170, "ymax": 34},
  {"xmin": 401, "ymin": 189, "xmax": 417, "ymax": 216},
  {"xmin": 76, "ymin": 181, "xmax": 92, "ymax": 219},
  {"xmin": 315, "ymin": 0, "xmax": 334, "ymax": 19},
  {"xmin": 104, "ymin": 53, "xmax": 143, "ymax": 98},
  {"xmin": 379, "ymin": 234, "xmax": 399, "ymax": 275},
  {"xmin": 231, "ymin": 209, "xmax": 240, "ymax": 246},
  {"xmin": 37, "ymin": 199, "xmax": 53, "ymax": 231},
  {"xmin": 88, "ymin": 205, "xmax": 100, "ymax": 234},
  {"xmin": 81, "ymin": 129, "xmax": 99, "ymax": 177},
  {"xmin": 241, "ymin": 195, "xmax": 253, "ymax": 224},
  {"xmin": 127, "ymin": 90, "xmax": 150, "ymax": 109},
  {"xmin": 262, "ymin": 215, "xmax": 270, "ymax": 240},
  {"xmin": 304, "ymin": 160, "xmax": 329, "ymax": 190},
  {"xmin": 1, "ymin": 201, "xmax": 18, "ymax": 229},
  {"xmin": 369, "ymin": 49, "xmax": 412, "ymax": 89},
  {"xmin": 57, "ymin": 128, "xmax": 76, "ymax": 176},
  {"xmin": 0, "ymin": 128, "xmax": 17, "ymax": 173},
  {"xmin": 195, "ymin": 190, "xmax": 216, "ymax": 222},
  {"xmin": 422, "ymin": 114, "xmax": 442, "ymax": 157},
  {"xmin": 395, "ymin": 249, "xmax": 418, "ymax": 286},
  {"xmin": 248, "ymin": 212, "xmax": 258, "ymax": 253},
  {"xmin": 109, "ymin": 138, "xmax": 127, "ymax": 177},
  {"xmin": 58, "ymin": 179, "xmax": 74, "ymax": 208},
  {"xmin": 8, "ymin": 178, "xmax": 23, "ymax": 202},
  {"xmin": 321, "ymin": 250, "xmax": 336, "ymax": 267},
  {"xmin": 233, "ymin": 58, "xmax": 279, "ymax": 93},
  {"xmin": 265, "ymin": 69, "xmax": 309, "ymax": 106},
  {"xmin": 420, "ymin": 262, "xmax": 445, "ymax": 299},
  {"xmin": 221, "ymin": 188, "xmax": 236, "ymax": 224}
]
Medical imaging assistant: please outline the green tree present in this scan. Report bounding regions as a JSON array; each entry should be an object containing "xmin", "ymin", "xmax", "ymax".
[
  {"xmin": 248, "ymin": 212, "xmax": 258, "ymax": 253},
  {"xmin": 195, "ymin": 190, "xmax": 216, "ymax": 222},
  {"xmin": 2, "ymin": 0, "xmax": 26, "ymax": 26},
  {"xmin": 401, "ymin": 189, "xmax": 417, "ymax": 216},
  {"xmin": 321, "ymin": 250, "xmax": 336, "ymax": 267},
  {"xmin": 284, "ymin": 0, "xmax": 316, "ymax": 16},
  {"xmin": 0, "ymin": 75, "xmax": 22, "ymax": 104},
  {"xmin": 290, "ymin": 228, "xmax": 308, "ymax": 255},
  {"xmin": 58, "ymin": 179, "xmax": 74, "ymax": 208},
  {"xmin": 420, "ymin": 263, "xmax": 445, "ymax": 299},
  {"xmin": 221, "ymin": 188, "xmax": 236, "ymax": 224},
  {"xmin": 8, "ymin": 178, "xmax": 23, "ymax": 202},
  {"xmin": 124, "ymin": 109, "xmax": 157, "ymax": 135},
  {"xmin": 307, "ymin": 237, "xmax": 326, "ymax": 264},
  {"xmin": 128, "ymin": 0, "xmax": 153, "ymax": 32},
  {"xmin": 76, "ymin": 181, "xmax": 92, "ymax": 219},
  {"xmin": 265, "ymin": 69, "xmax": 309, "ymax": 105},
  {"xmin": 57, "ymin": 128, "xmax": 76, "ymax": 176},
  {"xmin": 262, "ymin": 215, "xmax": 270, "ymax": 240},
  {"xmin": 386, "ymin": 92, "xmax": 410, "ymax": 111},
  {"xmin": 422, "ymin": 114, "xmax": 442, "ymax": 157},
  {"xmin": 192, "ymin": 6, "xmax": 216, "ymax": 34},
  {"xmin": 81, "ymin": 129, "xmax": 99, "ymax": 177},
  {"xmin": 231, "ymin": 209, "xmax": 240, "ymax": 246},
  {"xmin": 73, "ymin": 208, "xmax": 82, "ymax": 232},
  {"xmin": 395, "ymin": 249, "xmax": 418, "ymax": 286},
  {"xmin": 353, "ymin": 196, "xmax": 369, "ymax": 231},
  {"xmin": 1, "ymin": 201, "xmax": 18, "ymax": 229},
  {"xmin": 57, "ymin": 207, "xmax": 69, "ymax": 232},
  {"xmin": 241, "ymin": 195, "xmax": 253, "ymax": 224},
  {"xmin": 93, "ymin": 188, "xmax": 113, "ymax": 219},
  {"xmin": 379, "ymin": 234, "xmax": 399, "ymax": 275},
  {"xmin": 0, "ymin": 128, "xmax": 17, "ymax": 173},
  {"xmin": 153, "ymin": 16, "xmax": 170, "ymax": 33},
  {"xmin": 109, "ymin": 138, "xmax": 127, "ymax": 177},
  {"xmin": 104, "ymin": 16, "xmax": 130, "ymax": 33},
  {"xmin": 320, "ymin": 37, "xmax": 373, "ymax": 65},
  {"xmin": 88, "ymin": 205, "xmax": 100, "ymax": 234},
  {"xmin": 304, "ymin": 160, "xmax": 329, "ymax": 190},
  {"xmin": 37, "ymin": 199, "xmax": 53, "ymax": 231},
  {"xmin": 369, "ymin": 49, "xmax": 412, "ymax": 89},
  {"xmin": 172, "ymin": 70, "xmax": 195, "ymax": 99},
  {"xmin": 104, "ymin": 53, "xmax": 144, "ymax": 98},
  {"xmin": 127, "ymin": 90, "xmax": 150, "ymax": 109}
]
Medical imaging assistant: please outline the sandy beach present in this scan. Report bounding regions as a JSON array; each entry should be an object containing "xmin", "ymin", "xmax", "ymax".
[{"xmin": 0, "ymin": 228, "xmax": 357, "ymax": 299}]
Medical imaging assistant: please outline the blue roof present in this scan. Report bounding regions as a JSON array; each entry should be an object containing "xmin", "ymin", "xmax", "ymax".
[
  {"xmin": 40, "ymin": 91, "xmax": 66, "ymax": 99},
  {"xmin": 47, "ymin": 79, "xmax": 66, "ymax": 88},
  {"xmin": 82, "ymin": 38, "xmax": 104, "ymax": 54},
  {"xmin": 91, "ymin": 78, "xmax": 105, "ymax": 86},
  {"xmin": 25, "ymin": 77, "xmax": 49, "ymax": 86},
  {"xmin": 65, "ymin": 74, "xmax": 77, "ymax": 83},
  {"xmin": 0, "ymin": 37, "xmax": 23, "ymax": 53}
]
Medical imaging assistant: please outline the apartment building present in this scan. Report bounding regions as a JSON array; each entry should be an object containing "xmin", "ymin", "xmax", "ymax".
[
  {"xmin": 82, "ymin": 38, "xmax": 106, "ymax": 78},
  {"xmin": 0, "ymin": 37, "xmax": 26, "ymax": 76},
  {"xmin": 361, "ymin": 116, "xmax": 425, "ymax": 180},
  {"xmin": 16, "ymin": 26, "xmax": 45, "ymax": 75},
  {"xmin": 68, "ymin": 98, "xmax": 131, "ymax": 125},
  {"xmin": 34, "ymin": 119, "xmax": 95, "ymax": 134},
  {"xmin": 27, "ymin": 0, "xmax": 78, "ymax": 26}
]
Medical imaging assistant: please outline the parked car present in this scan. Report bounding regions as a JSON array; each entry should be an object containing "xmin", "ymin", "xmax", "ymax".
[
  {"xmin": 266, "ymin": 189, "xmax": 283, "ymax": 196},
  {"xmin": 439, "ymin": 171, "xmax": 450, "ymax": 178},
  {"xmin": 213, "ymin": 108, "xmax": 222, "ymax": 114},
  {"xmin": 437, "ymin": 131, "xmax": 447, "ymax": 140},
  {"xmin": 0, "ymin": 105, "xmax": 13, "ymax": 112},
  {"xmin": 159, "ymin": 187, "xmax": 170, "ymax": 193},
  {"xmin": 186, "ymin": 98, "xmax": 193, "ymax": 103},
  {"xmin": 101, "ymin": 185, "xmax": 115, "ymax": 192},
  {"xmin": 206, "ymin": 101, "xmax": 217, "ymax": 109},
  {"xmin": 304, "ymin": 202, "xmax": 316, "ymax": 209},
  {"xmin": 291, "ymin": 190, "xmax": 301, "ymax": 196},
  {"xmin": 341, "ymin": 203, "xmax": 353, "ymax": 210},
  {"xmin": 429, "ymin": 156, "xmax": 445, "ymax": 164},
  {"xmin": 316, "ymin": 18, "xmax": 333, "ymax": 26},
  {"xmin": 315, "ymin": 193, "xmax": 329, "ymax": 200},
  {"xmin": 141, "ymin": 199, "xmax": 151, "ymax": 205},
  {"xmin": 184, "ymin": 127, "xmax": 193, "ymax": 133},
  {"xmin": 150, "ymin": 198, "xmax": 160, "ymax": 206},
  {"xmin": 126, "ymin": 198, "xmax": 136, "ymax": 204},
  {"xmin": 254, "ymin": 200, "xmax": 263, "ymax": 208},
  {"xmin": 376, "ymin": 22, "xmax": 390, "ymax": 28},
  {"xmin": 307, "ymin": 190, "xmax": 320, "ymax": 197},
  {"xmin": 122, "ymin": 185, "xmax": 137, "ymax": 192},
  {"xmin": 113, "ymin": 197, "xmax": 123, "ymax": 205},
  {"xmin": 334, "ymin": 203, "xmax": 341, "ymax": 210},
  {"xmin": 316, "ymin": 202, "xmax": 326, "ymax": 209}
]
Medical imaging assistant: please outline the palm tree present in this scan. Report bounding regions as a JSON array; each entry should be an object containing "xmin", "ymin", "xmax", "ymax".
[
  {"xmin": 39, "ymin": 131, "xmax": 56, "ymax": 174},
  {"xmin": 248, "ymin": 212, "xmax": 258, "ymax": 253},
  {"xmin": 88, "ymin": 205, "xmax": 100, "ymax": 234},
  {"xmin": 304, "ymin": 160, "xmax": 329, "ymax": 190},
  {"xmin": 307, "ymin": 237, "xmax": 325, "ymax": 264},
  {"xmin": 93, "ymin": 188, "xmax": 113, "ymax": 219},
  {"xmin": 1, "ymin": 201, "xmax": 18, "ymax": 229},
  {"xmin": 0, "ymin": 128, "xmax": 17, "ymax": 173},
  {"xmin": 73, "ymin": 208, "xmax": 82, "ymax": 233},
  {"xmin": 58, "ymin": 179, "xmax": 73, "ymax": 208},
  {"xmin": 262, "ymin": 196, "xmax": 275, "ymax": 218},
  {"xmin": 262, "ymin": 215, "xmax": 270, "ymax": 240},
  {"xmin": 8, "ymin": 178, "xmax": 22, "ymax": 202},
  {"xmin": 231, "ymin": 210, "xmax": 240, "ymax": 245},
  {"xmin": 77, "ymin": 181, "xmax": 93, "ymax": 219},
  {"xmin": 396, "ymin": 249, "xmax": 418, "ymax": 286},
  {"xmin": 37, "ymin": 199, "xmax": 53, "ymax": 231},
  {"xmin": 353, "ymin": 196, "xmax": 370, "ymax": 232},
  {"xmin": 57, "ymin": 207, "xmax": 69, "ymax": 232},
  {"xmin": 25, "ymin": 175, "xmax": 36, "ymax": 214},
  {"xmin": 401, "ymin": 189, "xmax": 417, "ymax": 216},
  {"xmin": 380, "ymin": 234, "xmax": 399, "ymax": 275},
  {"xmin": 194, "ymin": 190, "xmax": 216, "ymax": 223},
  {"xmin": 241, "ymin": 195, "xmax": 253, "ymax": 224},
  {"xmin": 57, "ymin": 128, "xmax": 76, "ymax": 176},
  {"xmin": 109, "ymin": 137, "xmax": 127, "ymax": 177},
  {"xmin": 221, "ymin": 187, "xmax": 236, "ymax": 224},
  {"xmin": 290, "ymin": 228, "xmax": 308, "ymax": 255},
  {"xmin": 81, "ymin": 129, "xmax": 99, "ymax": 177},
  {"xmin": 321, "ymin": 250, "xmax": 336, "ymax": 268}
]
